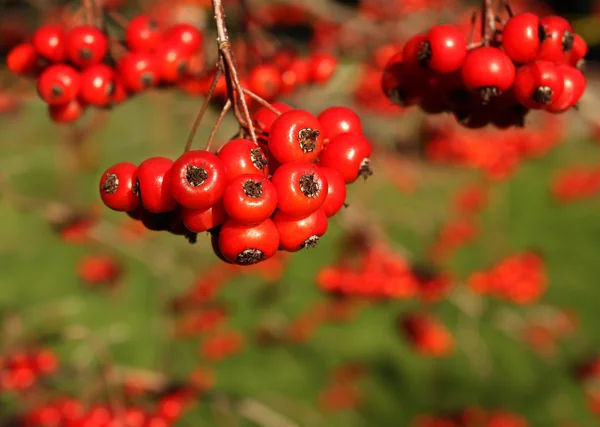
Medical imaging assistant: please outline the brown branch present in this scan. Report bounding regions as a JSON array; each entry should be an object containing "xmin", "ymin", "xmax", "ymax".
[
  {"xmin": 481, "ymin": 0, "xmax": 496, "ymax": 44},
  {"xmin": 206, "ymin": 99, "xmax": 232, "ymax": 152},
  {"xmin": 184, "ymin": 66, "xmax": 224, "ymax": 153}
]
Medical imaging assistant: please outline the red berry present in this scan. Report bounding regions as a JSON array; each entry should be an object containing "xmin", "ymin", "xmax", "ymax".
[
  {"xmin": 280, "ymin": 58, "xmax": 310, "ymax": 93},
  {"xmin": 135, "ymin": 157, "xmax": 177, "ymax": 213},
  {"xmin": 460, "ymin": 47, "xmax": 515, "ymax": 102},
  {"xmin": 268, "ymin": 109, "xmax": 324, "ymax": 163},
  {"xmin": 319, "ymin": 132, "xmax": 373, "ymax": 184},
  {"xmin": 218, "ymin": 218, "xmax": 279, "ymax": 265},
  {"xmin": 169, "ymin": 150, "xmax": 227, "ymax": 210},
  {"xmin": 423, "ymin": 24, "xmax": 467, "ymax": 73},
  {"xmin": 402, "ymin": 33, "xmax": 429, "ymax": 72},
  {"xmin": 513, "ymin": 61, "xmax": 565, "ymax": 109},
  {"xmin": 317, "ymin": 106, "xmax": 363, "ymax": 142},
  {"xmin": 539, "ymin": 15, "xmax": 574, "ymax": 64},
  {"xmin": 251, "ymin": 103, "xmax": 293, "ymax": 133},
  {"xmin": 80, "ymin": 64, "xmax": 116, "ymax": 107},
  {"xmin": 248, "ymin": 64, "xmax": 282, "ymax": 102},
  {"xmin": 48, "ymin": 98, "xmax": 86, "ymax": 123},
  {"xmin": 66, "ymin": 25, "xmax": 108, "ymax": 68},
  {"xmin": 165, "ymin": 23, "xmax": 204, "ymax": 55},
  {"xmin": 308, "ymin": 53, "xmax": 337, "ymax": 84},
  {"xmin": 181, "ymin": 201, "xmax": 227, "ymax": 233},
  {"xmin": 155, "ymin": 41, "xmax": 191, "ymax": 83},
  {"xmin": 126, "ymin": 15, "xmax": 162, "ymax": 52},
  {"xmin": 569, "ymin": 34, "xmax": 587, "ymax": 66},
  {"xmin": 546, "ymin": 65, "xmax": 586, "ymax": 113},
  {"xmin": 502, "ymin": 13, "xmax": 543, "ymax": 63},
  {"xmin": 271, "ymin": 161, "xmax": 328, "ymax": 217},
  {"xmin": 223, "ymin": 174, "xmax": 277, "ymax": 225},
  {"xmin": 217, "ymin": 138, "xmax": 269, "ymax": 181},
  {"xmin": 37, "ymin": 64, "xmax": 80, "ymax": 105},
  {"xmin": 117, "ymin": 52, "xmax": 159, "ymax": 92},
  {"xmin": 111, "ymin": 77, "xmax": 129, "ymax": 104},
  {"xmin": 381, "ymin": 52, "xmax": 430, "ymax": 106},
  {"xmin": 99, "ymin": 162, "xmax": 140, "ymax": 212},
  {"xmin": 272, "ymin": 208, "xmax": 328, "ymax": 252},
  {"xmin": 32, "ymin": 24, "xmax": 66, "ymax": 62},
  {"xmin": 319, "ymin": 167, "xmax": 347, "ymax": 217},
  {"xmin": 7, "ymin": 43, "xmax": 38, "ymax": 75}
]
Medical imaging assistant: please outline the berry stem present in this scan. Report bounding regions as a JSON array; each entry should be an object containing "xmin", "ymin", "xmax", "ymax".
[
  {"xmin": 480, "ymin": 0, "xmax": 495, "ymax": 45},
  {"xmin": 241, "ymin": 88, "xmax": 281, "ymax": 115},
  {"xmin": 206, "ymin": 99, "xmax": 232, "ymax": 152},
  {"xmin": 106, "ymin": 9, "xmax": 129, "ymax": 28},
  {"xmin": 212, "ymin": 0, "xmax": 258, "ymax": 145},
  {"xmin": 83, "ymin": 0, "xmax": 95, "ymax": 26},
  {"xmin": 183, "ymin": 66, "xmax": 224, "ymax": 153}
]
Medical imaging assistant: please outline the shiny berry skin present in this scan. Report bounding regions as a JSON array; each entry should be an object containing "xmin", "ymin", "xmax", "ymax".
[
  {"xmin": 66, "ymin": 25, "xmax": 108, "ymax": 68},
  {"xmin": 308, "ymin": 53, "xmax": 337, "ymax": 84},
  {"xmin": 223, "ymin": 174, "xmax": 277, "ymax": 225},
  {"xmin": 169, "ymin": 150, "xmax": 227, "ymax": 210},
  {"xmin": 155, "ymin": 41, "xmax": 191, "ymax": 83},
  {"xmin": 319, "ymin": 167, "xmax": 346, "ymax": 217},
  {"xmin": 7, "ymin": 43, "xmax": 38, "ymax": 75},
  {"xmin": 513, "ymin": 61, "xmax": 565, "ymax": 109},
  {"xmin": 546, "ymin": 65, "xmax": 586, "ymax": 113},
  {"xmin": 569, "ymin": 34, "xmax": 587, "ymax": 66},
  {"xmin": 460, "ymin": 47, "xmax": 515, "ymax": 101},
  {"xmin": 402, "ymin": 33, "xmax": 429, "ymax": 72},
  {"xmin": 111, "ymin": 77, "xmax": 129, "ymax": 104},
  {"xmin": 126, "ymin": 15, "xmax": 162, "ymax": 52},
  {"xmin": 32, "ymin": 24, "xmax": 66, "ymax": 62},
  {"xmin": 272, "ymin": 209, "xmax": 328, "ymax": 252},
  {"xmin": 117, "ymin": 52, "xmax": 159, "ymax": 92},
  {"xmin": 80, "ymin": 64, "xmax": 116, "ymax": 107},
  {"xmin": 181, "ymin": 201, "xmax": 227, "ymax": 233},
  {"xmin": 539, "ymin": 15, "xmax": 574, "ymax": 64},
  {"xmin": 317, "ymin": 106, "xmax": 363, "ymax": 142},
  {"xmin": 37, "ymin": 64, "xmax": 80, "ymax": 105},
  {"xmin": 218, "ymin": 218, "xmax": 279, "ymax": 265},
  {"xmin": 134, "ymin": 157, "xmax": 177, "ymax": 213},
  {"xmin": 217, "ymin": 138, "xmax": 269, "ymax": 181},
  {"xmin": 423, "ymin": 24, "xmax": 467, "ymax": 73},
  {"xmin": 251, "ymin": 103, "xmax": 293, "ymax": 133},
  {"xmin": 248, "ymin": 64, "xmax": 282, "ymax": 102},
  {"xmin": 319, "ymin": 132, "xmax": 373, "ymax": 184},
  {"xmin": 268, "ymin": 109, "xmax": 324, "ymax": 163},
  {"xmin": 271, "ymin": 161, "xmax": 328, "ymax": 217},
  {"xmin": 502, "ymin": 13, "xmax": 543, "ymax": 63},
  {"xmin": 99, "ymin": 162, "xmax": 140, "ymax": 212},
  {"xmin": 165, "ymin": 23, "xmax": 203, "ymax": 55},
  {"xmin": 48, "ymin": 98, "xmax": 86, "ymax": 123}
]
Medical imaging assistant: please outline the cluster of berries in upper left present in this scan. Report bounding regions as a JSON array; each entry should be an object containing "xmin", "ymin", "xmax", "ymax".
[
  {"xmin": 99, "ymin": 105, "xmax": 373, "ymax": 266},
  {"xmin": 382, "ymin": 10, "xmax": 587, "ymax": 129},
  {"xmin": 7, "ymin": 16, "xmax": 204, "ymax": 123}
]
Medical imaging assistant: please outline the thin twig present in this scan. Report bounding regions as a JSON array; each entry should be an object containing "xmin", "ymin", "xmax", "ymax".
[
  {"xmin": 83, "ymin": 0, "xmax": 95, "ymax": 25},
  {"xmin": 184, "ymin": 67, "xmax": 224, "ymax": 153},
  {"xmin": 206, "ymin": 99, "xmax": 232, "ymax": 152},
  {"xmin": 107, "ymin": 10, "xmax": 130, "ymax": 28},
  {"xmin": 241, "ymin": 88, "xmax": 281, "ymax": 114}
]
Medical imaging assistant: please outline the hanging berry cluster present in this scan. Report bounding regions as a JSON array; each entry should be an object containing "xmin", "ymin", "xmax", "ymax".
[
  {"xmin": 7, "ymin": 9, "xmax": 204, "ymax": 123},
  {"xmin": 382, "ymin": 0, "xmax": 587, "ymax": 128},
  {"xmin": 0, "ymin": 348, "xmax": 58, "ymax": 391}
]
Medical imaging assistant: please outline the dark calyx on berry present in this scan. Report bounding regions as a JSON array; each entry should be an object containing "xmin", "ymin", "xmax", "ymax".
[
  {"xmin": 479, "ymin": 86, "xmax": 499, "ymax": 104},
  {"xmin": 148, "ymin": 19, "xmax": 159, "ymax": 30},
  {"xmin": 176, "ymin": 61, "xmax": 188, "ymax": 75},
  {"xmin": 102, "ymin": 173, "xmax": 119, "ymax": 194},
  {"xmin": 417, "ymin": 41, "xmax": 432, "ymax": 65},
  {"xmin": 243, "ymin": 179, "xmax": 263, "ymax": 198},
  {"xmin": 186, "ymin": 165, "xmax": 209, "ymax": 186},
  {"xmin": 299, "ymin": 173, "xmax": 320, "ymax": 198},
  {"xmin": 51, "ymin": 85, "xmax": 64, "ymax": 97},
  {"xmin": 79, "ymin": 48, "xmax": 93, "ymax": 60},
  {"xmin": 140, "ymin": 72, "xmax": 155, "ymax": 87},
  {"xmin": 359, "ymin": 158, "xmax": 373, "ymax": 180},
  {"xmin": 250, "ymin": 148, "xmax": 268, "ymax": 170},
  {"xmin": 236, "ymin": 248, "xmax": 264, "ymax": 265},
  {"xmin": 297, "ymin": 128, "xmax": 320, "ymax": 153},
  {"xmin": 533, "ymin": 86, "xmax": 553, "ymax": 104},
  {"xmin": 562, "ymin": 31, "xmax": 574, "ymax": 52},
  {"xmin": 301, "ymin": 235, "xmax": 320, "ymax": 249},
  {"xmin": 538, "ymin": 25, "xmax": 548, "ymax": 41}
]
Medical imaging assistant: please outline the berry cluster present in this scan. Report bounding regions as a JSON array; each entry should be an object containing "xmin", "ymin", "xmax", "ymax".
[
  {"xmin": 382, "ymin": 11, "xmax": 587, "ymax": 128},
  {"xmin": 7, "ymin": 16, "xmax": 204, "ymax": 123},
  {"xmin": 468, "ymin": 252, "xmax": 547, "ymax": 304},
  {"xmin": 551, "ymin": 165, "xmax": 600, "ymax": 203},
  {"xmin": 0, "ymin": 348, "xmax": 58, "ymax": 391},
  {"xmin": 23, "ymin": 390, "xmax": 194, "ymax": 427},
  {"xmin": 413, "ymin": 408, "xmax": 530, "ymax": 427},
  {"xmin": 99, "ymin": 106, "xmax": 373, "ymax": 265},
  {"xmin": 398, "ymin": 312, "xmax": 454, "ymax": 357}
]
